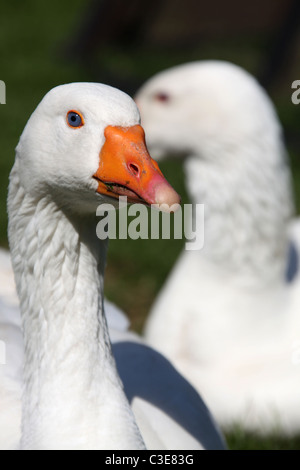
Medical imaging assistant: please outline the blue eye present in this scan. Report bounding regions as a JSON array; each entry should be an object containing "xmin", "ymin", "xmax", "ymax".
[{"xmin": 67, "ymin": 110, "xmax": 84, "ymax": 128}]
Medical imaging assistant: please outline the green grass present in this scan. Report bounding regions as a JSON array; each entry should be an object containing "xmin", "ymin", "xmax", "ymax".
[
  {"xmin": 1, "ymin": 0, "xmax": 300, "ymax": 450},
  {"xmin": 225, "ymin": 426, "xmax": 300, "ymax": 450}
]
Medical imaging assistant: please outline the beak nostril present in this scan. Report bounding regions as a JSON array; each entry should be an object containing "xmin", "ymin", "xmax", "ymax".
[{"xmin": 128, "ymin": 163, "xmax": 140, "ymax": 177}]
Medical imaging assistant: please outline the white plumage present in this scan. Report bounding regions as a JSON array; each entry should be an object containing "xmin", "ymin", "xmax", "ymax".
[
  {"xmin": 136, "ymin": 61, "xmax": 300, "ymax": 434},
  {"xmin": 0, "ymin": 82, "xmax": 225, "ymax": 450}
]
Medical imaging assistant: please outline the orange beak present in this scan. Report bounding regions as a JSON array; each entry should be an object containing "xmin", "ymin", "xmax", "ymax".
[{"xmin": 93, "ymin": 125, "xmax": 180, "ymax": 210}]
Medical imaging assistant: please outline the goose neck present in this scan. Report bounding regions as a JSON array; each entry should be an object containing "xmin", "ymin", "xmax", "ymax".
[{"xmin": 8, "ymin": 165, "xmax": 145, "ymax": 449}]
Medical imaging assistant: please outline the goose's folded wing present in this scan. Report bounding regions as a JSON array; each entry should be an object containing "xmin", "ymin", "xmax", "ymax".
[
  {"xmin": 111, "ymin": 335, "xmax": 226, "ymax": 450},
  {"xmin": 104, "ymin": 299, "xmax": 130, "ymax": 332}
]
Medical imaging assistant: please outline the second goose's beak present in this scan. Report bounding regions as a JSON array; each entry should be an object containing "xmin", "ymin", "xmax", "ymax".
[{"xmin": 93, "ymin": 125, "xmax": 180, "ymax": 211}]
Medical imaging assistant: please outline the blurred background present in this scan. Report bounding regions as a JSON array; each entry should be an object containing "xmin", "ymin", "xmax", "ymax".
[{"xmin": 1, "ymin": 0, "xmax": 300, "ymax": 449}]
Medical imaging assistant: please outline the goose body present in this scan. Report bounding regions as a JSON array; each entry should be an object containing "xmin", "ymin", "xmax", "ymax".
[
  {"xmin": 0, "ymin": 82, "xmax": 225, "ymax": 450},
  {"xmin": 136, "ymin": 61, "xmax": 300, "ymax": 434}
]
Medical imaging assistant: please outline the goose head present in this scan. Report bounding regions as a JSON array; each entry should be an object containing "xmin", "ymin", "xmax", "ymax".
[
  {"xmin": 136, "ymin": 61, "xmax": 286, "ymax": 165},
  {"xmin": 15, "ymin": 82, "xmax": 180, "ymax": 215},
  {"xmin": 136, "ymin": 61, "xmax": 294, "ymax": 279}
]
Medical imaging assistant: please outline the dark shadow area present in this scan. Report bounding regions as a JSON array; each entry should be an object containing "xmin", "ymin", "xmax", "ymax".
[{"xmin": 113, "ymin": 341, "xmax": 225, "ymax": 450}]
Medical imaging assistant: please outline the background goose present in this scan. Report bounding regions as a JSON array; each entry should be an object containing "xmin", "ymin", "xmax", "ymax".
[
  {"xmin": 0, "ymin": 82, "xmax": 225, "ymax": 450},
  {"xmin": 135, "ymin": 61, "xmax": 300, "ymax": 435}
]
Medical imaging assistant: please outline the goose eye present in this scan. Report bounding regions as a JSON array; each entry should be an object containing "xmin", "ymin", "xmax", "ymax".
[
  {"xmin": 154, "ymin": 92, "xmax": 170, "ymax": 103},
  {"xmin": 67, "ymin": 110, "xmax": 84, "ymax": 128}
]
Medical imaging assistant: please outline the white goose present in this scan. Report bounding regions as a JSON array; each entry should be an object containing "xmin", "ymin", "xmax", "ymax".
[
  {"xmin": 0, "ymin": 82, "xmax": 225, "ymax": 450},
  {"xmin": 136, "ymin": 61, "xmax": 300, "ymax": 435}
]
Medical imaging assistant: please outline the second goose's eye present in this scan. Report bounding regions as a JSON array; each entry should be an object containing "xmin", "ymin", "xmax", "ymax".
[
  {"xmin": 67, "ymin": 110, "xmax": 84, "ymax": 128},
  {"xmin": 153, "ymin": 92, "xmax": 170, "ymax": 103}
]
